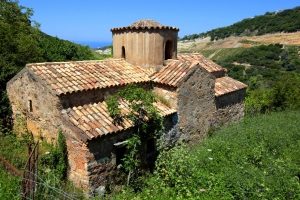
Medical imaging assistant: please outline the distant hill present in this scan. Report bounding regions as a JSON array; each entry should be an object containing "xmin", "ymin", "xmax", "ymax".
[
  {"xmin": 180, "ymin": 6, "xmax": 300, "ymax": 41},
  {"xmin": 178, "ymin": 31, "xmax": 300, "ymax": 53},
  {"xmin": 177, "ymin": 5, "xmax": 300, "ymax": 113}
]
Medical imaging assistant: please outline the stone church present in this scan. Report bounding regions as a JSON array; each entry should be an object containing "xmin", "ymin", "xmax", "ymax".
[{"xmin": 6, "ymin": 20, "xmax": 247, "ymax": 193}]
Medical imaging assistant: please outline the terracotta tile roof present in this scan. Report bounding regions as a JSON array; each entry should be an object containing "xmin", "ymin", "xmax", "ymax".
[
  {"xmin": 62, "ymin": 100, "xmax": 177, "ymax": 141},
  {"xmin": 27, "ymin": 59, "xmax": 151, "ymax": 95},
  {"xmin": 111, "ymin": 19, "xmax": 179, "ymax": 31},
  {"xmin": 215, "ymin": 76, "xmax": 248, "ymax": 97},
  {"xmin": 177, "ymin": 53, "xmax": 225, "ymax": 73},
  {"xmin": 151, "ymin": 60, "xmax": 198, "ymax": 87}
]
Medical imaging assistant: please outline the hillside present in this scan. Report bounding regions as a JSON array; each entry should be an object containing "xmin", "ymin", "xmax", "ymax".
[
  {"xmin": 178, "ymin": 31, "xmax": 300, "ymax": 53},
  {"xmin": 178, "ymin": 6, "xmax": 300, "ymax": 55},
  {"xmin": 180, "ymin": 6, "xmax": 300, "ymax": 41}
]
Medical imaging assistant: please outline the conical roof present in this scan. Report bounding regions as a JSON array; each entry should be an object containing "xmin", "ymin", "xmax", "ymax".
[
  {"xmin": 111, "ymin": 19, "xmax": 179, "ymax": 31},
  {"xmin": 130, "ymin": 19, "xmax": 163, "ymax": 28}
]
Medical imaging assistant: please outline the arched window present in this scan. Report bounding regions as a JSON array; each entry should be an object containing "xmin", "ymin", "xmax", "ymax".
[
  {"xmin": 165, "ymin": 40, "xmax": 173, "ymax": 60},
  {"xmin": 121, "ymin": 46, "xmax": 126, "ymax": 59}
]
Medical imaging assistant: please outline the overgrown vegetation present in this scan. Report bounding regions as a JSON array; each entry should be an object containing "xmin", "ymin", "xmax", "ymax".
[
  {"xmin": 222, "ymin": 44, "xmax": 299, "ymax": 80},
  {"xmin": 200, "ymin": 43, "xmax": 300, "ymax": 114},
  {"xmin": 0, "ymin": 113, "xmax": 83, "ymax": 199},
  {"xmin": 40, "ymin": 131, "xmax": 68, "ymax": 180},
  {"xmin": 113, "ymin": 110, "xmax": 300, "ymax": 199},
  {"xmin": 107, "ymin": 84, "xmax": 164, "ymax": 187},
  {"xmin": 180, "ymin": 6, "xmax": 300, "ymax": 41}
]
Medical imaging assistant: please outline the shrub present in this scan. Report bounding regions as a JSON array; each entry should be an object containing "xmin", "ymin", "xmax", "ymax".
[{"xmin": 113, "ymin": 110, "xmax": 300, "ymax": 199}]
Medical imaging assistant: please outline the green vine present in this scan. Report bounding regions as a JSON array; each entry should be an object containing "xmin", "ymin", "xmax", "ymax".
[
  {"xmin": 107, "ymin": 84, "xmax": 165, "ymax": 185},
  {"xmin": 107, "ymin": 84, "xmax": 163, "ymax": 135}
]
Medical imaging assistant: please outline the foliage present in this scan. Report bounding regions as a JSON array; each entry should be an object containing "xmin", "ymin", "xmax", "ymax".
[
  {"xmin": 0, "ymin": 0, "xmax": 41, "ymax": 120},
  {"xmin": 238, "ymin": 39, "xmax": 261, "ymax": 45},
  {"xmin": 38, "ymin": 32, "xmax": 96, "ymax": 62},
  {"xmin": 180, "ymin": 6, "xmax": 300, "ymax": 41},
  {"xmin": 215, "ymin": 44, "xmax": 296, "ymax": 82},
  {"xmin": 0, "ymin": 0, "xmax": 97, "ymax": 121},
  {"xmin": 201, "ymin": 44, "xmax": 300, "ymax": 113},
  {"xmin": 121, "ymin": 134, "xmax": 141, "ymax": 174},
  {"xmin": 245, "ymin": 72, "xmax": 300, "ymax": 114},
  {"xmin": 107, "ymin": 84, "xmax": 163, "ymax": 135},
  {"xmin": 40, "ymin": 131, "xmax": 68, "ymax": 180},
  {"xmin": 272, "ymin": 72, "xmax": 300, "ymax": 109},
  {"xmin": 0, "ymin": 127, "xmax": 83, "ymax": 199},
  {"xmin": 107, "ymin": 84, "xmax": 164, "ymax": 188},
  {"xmin": 35, "ymin": 171, "xmax": 85, "ymax": 200},
  {"xmin": 114, "ymin": 110, "xmax": 300, "ymax": 199},
  {"xmin": 0, "ymin": 168, "xmax": 21, "ymax": 200},
  {"xmin": 245, "ymin": 88, "xmax": 273, "ymax": 114}
]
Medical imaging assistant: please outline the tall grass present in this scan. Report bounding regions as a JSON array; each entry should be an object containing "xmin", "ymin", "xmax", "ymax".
[{"xmin": 114, "ymin": 110, "xmax": 300, "ymax": 199}]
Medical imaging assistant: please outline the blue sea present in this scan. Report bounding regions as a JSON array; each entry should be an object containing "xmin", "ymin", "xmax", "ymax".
[{"xmin": 75, "ymin": 41, "xmax": 112, "ymax": 49}]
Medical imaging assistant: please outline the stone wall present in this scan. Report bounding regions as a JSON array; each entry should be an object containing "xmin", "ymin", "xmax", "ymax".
[
  {"xmin": 153, "ymin": 84, "xmax": 178, "ymax": 108},
  {"xmin": 176, "ymin": 66, "xmax": 216, "ymax": 141},
  {"xmin": 76, "ymin": 115, "xmax": 175, "ymax": 194},
  {"xmin": 6, "ymin": 68, "xmax": 62, "ymax": 142},
  {"xmin": 215, "ymin": 89, "xmax": 246, "ymax": 109},
  {"xmin": 112, "ymin": 29, "xmax": 178, "ymax": 70},
  {"xmin": 86, "ymin": 128, "xmax": 134, "ymax": 193},
  {"xmin": 213, "ymin": 89, "xmax": 246, "ymax": 127}
]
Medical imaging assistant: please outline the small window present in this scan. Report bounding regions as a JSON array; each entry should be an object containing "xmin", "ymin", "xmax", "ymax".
[
  {"xmin": 28, "ymin": 100, "xmax": 33, "ymax": 112},
  {"xmin": 121, "ymin": 46, "xmax": 126, "ymax": 59},
  {"xmin": 165, "ymin": 40, "xmax": 173, "ymax": 60}
]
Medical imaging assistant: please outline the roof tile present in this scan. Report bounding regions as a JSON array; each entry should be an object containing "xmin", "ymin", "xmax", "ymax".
[
  {"xmin": 26, "ymin": 59, "xmax": 151, "ymax": 95},
  {"xmin": 62, "ymin": 100, "xmax": 176, "ymax": 142},
  {"xmin": 151, "ymin": 60, "xmax": 196, "ymax": 87},
  {"xmin": 215, "ymin": 77, "xmax": 247, "ymax": 97}
]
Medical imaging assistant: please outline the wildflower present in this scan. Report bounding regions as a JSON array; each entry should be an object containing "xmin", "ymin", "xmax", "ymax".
[
  {"xmin": 208, "ymin": 157, "xmax": 213, "ymax": 160},
  {"xmin": 207, "ymin": 149, "xmax": 212, "ymax": 152}
]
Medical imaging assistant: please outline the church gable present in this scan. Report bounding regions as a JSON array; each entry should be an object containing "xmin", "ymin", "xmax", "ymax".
[
  {"xmin": 151, "ymin": 60, "xmax": 198, "ymax": 87},
  {"xmin": 177, "ymin": 53, "xmax": 227, "ymax": 77}
]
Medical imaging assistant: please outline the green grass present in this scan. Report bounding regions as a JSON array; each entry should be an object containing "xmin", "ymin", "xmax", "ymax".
[
  {"xmin": 113, "ymin": 110, "xmax": 300, "ymax": 199},
  {"xmin": 0, "ymin": 168, "xmax": 21, "ymax": 200},
  {"xmin": 200, "ymin": 49, "xmax": 218, "ymax": 58},
  {"xmin": 238, "ymin": 39, "xmax": 261, "ymax": 45},
  {"xmin": 202, "ymin": 48, "xmax": 245, "ymax": 61},
  {"xmin": 0, "ymin": 134, "xmax": 26, "ymax": 199}
]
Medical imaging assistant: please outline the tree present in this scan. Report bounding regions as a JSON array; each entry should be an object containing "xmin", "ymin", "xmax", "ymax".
[
  {"xmin": 0, "ymin": 0, "xmax": 96, "ymax": 124},
  {"xmin": 0, "ymin": 0, "xmax": 42, "ymax": 122},
  {"xmin": 272, "ymin": 72, "xmax": 300, "ymax": 109}
]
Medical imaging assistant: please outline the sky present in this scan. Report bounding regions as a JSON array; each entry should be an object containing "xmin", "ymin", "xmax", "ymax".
[{"xmin": 19, "ymin": 0, "xmax": 300, "ymax": 47}]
